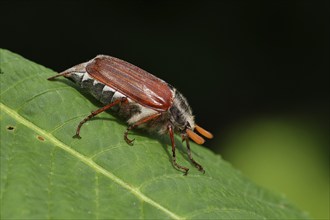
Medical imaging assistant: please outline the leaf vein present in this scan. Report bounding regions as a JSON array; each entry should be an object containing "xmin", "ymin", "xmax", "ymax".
[
  {"xmin": 95, "ymin": 173, "xmax": 99, "ymax": 220},
  {"xmin": 15, "ymin": 87, "xmax": 71, "ymax": 112},
  {"xmin": 47, "ymin": 147, "xmax": 56, "ymax": 220},
  {"xmin": 0, "ymin": 128, "xmax": 15, "ymax": 202},
  {"xmin": 0, "ymin": 73, "xmax": 43, "ymax": 96}
]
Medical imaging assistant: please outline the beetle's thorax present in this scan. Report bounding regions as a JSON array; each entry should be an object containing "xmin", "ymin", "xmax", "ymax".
[{"xmin": 169, "ymin": 88, "xmax": 195, "ymax": 132}]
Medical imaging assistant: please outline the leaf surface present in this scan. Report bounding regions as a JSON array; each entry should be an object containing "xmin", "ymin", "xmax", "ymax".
[{"xmin": 0, "ymin": 49, "xmax": 309, "ymax": 219}]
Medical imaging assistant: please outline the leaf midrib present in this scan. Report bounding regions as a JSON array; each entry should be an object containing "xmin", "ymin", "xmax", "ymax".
[{"xmin": 0, "ymin": 102, "xmax": 183, "ymax": 220}]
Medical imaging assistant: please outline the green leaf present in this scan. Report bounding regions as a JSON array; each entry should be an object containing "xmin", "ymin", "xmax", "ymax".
[{"xmin": 0, "ymin": 49, "xmax": 309, "ymax": 219}]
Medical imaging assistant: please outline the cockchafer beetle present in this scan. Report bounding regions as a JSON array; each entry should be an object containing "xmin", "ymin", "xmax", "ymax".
[{"xmin": 48, "ymin": 55, "xmax": 213, "ymax": 174}]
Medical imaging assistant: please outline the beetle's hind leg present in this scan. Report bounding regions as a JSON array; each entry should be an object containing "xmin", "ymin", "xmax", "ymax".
[
  {"xmin": 124, "ymin": 113, "xmax": 161, "ymax": 145},
  {"xmin": 74, "ymin": 97, "xmax": 127, "ymax": 138}
]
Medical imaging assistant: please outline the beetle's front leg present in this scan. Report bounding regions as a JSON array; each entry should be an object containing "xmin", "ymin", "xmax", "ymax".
[
  {"xmin": 183, "ymin": 134, "xmax": 205, "ymax": 173},
  {"xmin": 168, "ymin": 125, "xmax": 189, "ymax": 175}
]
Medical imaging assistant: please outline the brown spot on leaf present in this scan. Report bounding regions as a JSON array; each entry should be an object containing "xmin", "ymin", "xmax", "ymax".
[{"xmin": 37, "ymin": 136, "xmax": 45, "ymax": 141}]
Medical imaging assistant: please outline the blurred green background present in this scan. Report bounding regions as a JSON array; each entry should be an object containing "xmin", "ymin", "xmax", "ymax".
[
  {"xmin": 220, "ymin": 116, "xmax": 329, "ymax": 219},
  {"xmin": 2, "ymin": 1, "xmax": 329, "ymax": 219}
]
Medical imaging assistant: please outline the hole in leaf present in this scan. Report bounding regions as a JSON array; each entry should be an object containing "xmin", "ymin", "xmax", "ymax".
[
  {"xmin": 7, "ymin": 126, "xmax": 15, "ymax": 131},
  {"xmin": 37, "ymin": 136, "xmax": 45, "ymax": 141}
]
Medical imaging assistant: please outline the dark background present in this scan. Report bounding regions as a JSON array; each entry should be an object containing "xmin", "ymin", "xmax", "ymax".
[{"xmin": 1, "ymin": 1, "xmax": 329, "ymax": 218}]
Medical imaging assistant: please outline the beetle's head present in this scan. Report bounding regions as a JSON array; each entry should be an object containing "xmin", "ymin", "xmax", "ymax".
[{"xmin": 169, "ymin": 90, "xmax": 213, "ymax": 144}]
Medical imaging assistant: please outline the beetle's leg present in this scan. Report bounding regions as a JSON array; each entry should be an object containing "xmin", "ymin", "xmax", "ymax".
[
  {"xmin": 183, "ymin": 134, "xmax": 205, "ymax": 173},
  {"xmin": 74, "ymin": 97, "xmax": 127, "ymax": 138},
  {"xmin": 168, "ymin": 125, "xmax": 189, "ymax": 175},
  {"xmin": 124, "ymin": 112, "xmax": 161, "ymax": 145}
]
